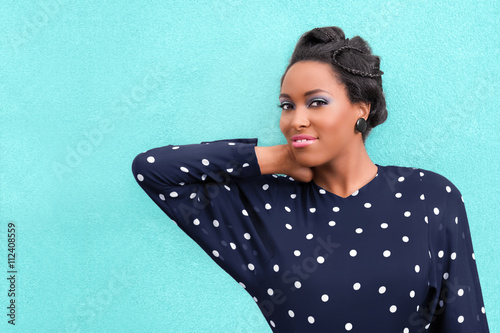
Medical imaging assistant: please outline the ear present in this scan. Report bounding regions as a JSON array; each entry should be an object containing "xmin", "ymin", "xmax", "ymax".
[{"xmin": 356, "ymin": 101, "xmax": 371, "ymax": 120}]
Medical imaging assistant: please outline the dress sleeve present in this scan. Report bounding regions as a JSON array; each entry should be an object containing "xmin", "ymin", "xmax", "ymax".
[
  {"xmin": 427, "ymin": 177, "xmax": 490, "ymax": 332},
  {"xmin": 130, "ymin": 137, "xmax": 275, "ymax": 287}
]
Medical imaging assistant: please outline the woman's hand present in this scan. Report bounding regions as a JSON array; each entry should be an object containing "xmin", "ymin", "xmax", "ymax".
[{"xmin": 255, "ymin": 144, "xmax": 314, "ymax": 183}]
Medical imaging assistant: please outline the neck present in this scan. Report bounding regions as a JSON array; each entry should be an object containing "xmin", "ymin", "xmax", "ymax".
[{"xmin": 312, "ymin": 139, "xmax": 377, "ymax": 198}]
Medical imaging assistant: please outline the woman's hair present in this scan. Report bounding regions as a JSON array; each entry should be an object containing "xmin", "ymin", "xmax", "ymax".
[{"xmin": 280, "ymin": 26, "xmax": 387, "ymax": 143}]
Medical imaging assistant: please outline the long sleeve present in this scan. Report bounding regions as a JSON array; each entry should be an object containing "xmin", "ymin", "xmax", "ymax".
[
  {"xmin": 423, "ymin": 172, "xmax": 490, "ymax": 332},
  {"xmin": 131, "ymin": 138, "xmax": 276, "ymax": 289}
]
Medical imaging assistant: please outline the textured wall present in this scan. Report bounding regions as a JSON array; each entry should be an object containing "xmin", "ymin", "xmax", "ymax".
[{"xmin": 0, "ymin": 0, "xmax": 498, "ymax": 332}]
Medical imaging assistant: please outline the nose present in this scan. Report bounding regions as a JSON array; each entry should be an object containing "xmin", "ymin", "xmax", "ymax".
[{"xmin": 290, "ymin": 106, "xmax": 310, "ymax": 130}]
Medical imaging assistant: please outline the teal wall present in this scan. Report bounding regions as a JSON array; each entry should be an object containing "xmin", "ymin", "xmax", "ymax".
[{"xmin": 1, "ymin": 0, "xmax": 498, "ymax": 332}]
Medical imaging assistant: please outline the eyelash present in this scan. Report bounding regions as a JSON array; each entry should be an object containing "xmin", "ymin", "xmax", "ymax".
[{"xmin": 277, "ymin": 99, "xmax": 328, "ymax": 111}]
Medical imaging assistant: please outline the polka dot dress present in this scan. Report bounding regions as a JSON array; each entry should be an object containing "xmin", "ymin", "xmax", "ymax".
[{"xmin": 132, "ymin": 138, "xmax": 490, "ymax": 332}]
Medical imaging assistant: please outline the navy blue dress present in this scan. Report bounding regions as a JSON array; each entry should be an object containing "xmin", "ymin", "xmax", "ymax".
[{"xmin": 131, "ymin": 138, "xmax": 489, "ymax": 332}]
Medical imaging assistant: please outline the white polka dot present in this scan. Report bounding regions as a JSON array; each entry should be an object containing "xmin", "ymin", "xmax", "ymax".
[
  {"xmin": 242, "ymin": 209, "xmax": 248, "ymax": 216},
  {"xmin": 410, "ymin": 290, "xmax": 415, "ymax": 298},
  {"xmin": 239, "ymin": 282, "xmax": 246, "ymax": 288},
  {"xmin": 265, "ymin": 203, "xmax": 272, "ymax": 210},
  {"xmin": 424, "ymin": 216, "xmax": 429, "ymax": 223},
  {"xmin": 189, "ymin": 192, "xmax": 196, "ymax": 199},
  {"xmin": 180, "ymin": 166, "xmax": 189, "ymax": 173},
  {"xmin": 438, "ymin": 250, "xmax": 444, "ymax": 258},
  {"xmin": 317, "ymin": 256, "xmax": 325, "ymax": 264},
  {"xmin": 212, "ymin": 220, "xmax": 219, "ymax": 227},
  {"xmin": 404, "ymin": 211, "xmax": 411, "ymax": 217},
  {"xmin": 309, "ymin": 208, "xmax": 316, "ymax": 213},
  {"xmin": 290, "ymin": 194, "xmax": 296, "ymax": 199},
  {"xmin": 398, "ymin": 176, "xmax": 405, "ymax": 182},
  {"xmin": 329, "ymin": 221, "xmax": 336, "ymax": 226},
  {"xmin": 383, "ymin": 250, "xmax": 391, "ymax": 257},
  {"xmin": 332, "ymin": 206, "xmax": 340, "ymax": 212},
  {"xmin": 321, "ymin": 294, "xmax": 329, "ymax": 302},
  {"xmin": 137, "ymin": 174, "xmax": 144, "ymax": 181},
  {"xmin": 226, "ymin": 168, "xmax": 233, "ymax": 173},
  {"xmin": 364, "ymin": 202, "xmax": 372, "ymax": 208},
  {"xmin": 402, "ymin": 236, "xmax": 409, "ymax": 242},
  {"xmin": 273, "ymin": 264, "xmax": 279, "ymax": 272},
  {"xmin": 288, "ymin": 310, "xmax": 295, "ymax": 317},
  {"xmin": 193, "ymin": 219, "xmax": 200, "ymax": 225},
  {"xmin": 270, "ymin": 320, "xmax": 275, "ymax": 328},
  {"xmin": 294, "ymin": 250, "xmax": 301, "ymax": 257},
  {"xmin": 306, "ymin": 233, "xmax": 314, "ymax": 240},
  {"xmin": 308, "ymin": 316, "xmax": 315, "ymax": 324},
  {"xmin": 458, "ymin": 315, "xmax": 464, "ymax": 323},
  {"xmin": 446, "ymin": 185, "xmax": 451, "ymax": 193},
  {"xmin": 253, "ymin": 296, "xmax": 258, "ymax": 302},
  {"xmin": 262, "ymin": 184, "xmax": 269, "ymax": 190},
  {"xmin": 443, "ymin": 272, "xmax": 449, "ymax": 280},
  {"xmin": 172, "ymin": 146, "xmax": 179, "ymax": 149},
  {"xmin": 403, "ymin": 328, "xmax": 409, "ymax": 333},
  {"xmin": 230, "ymin": 242, "xmax": 236, "ymax": 250},
  {"xmin": 472, "ymin": 253, "xmax": 475, "ymax": 260},
  {"xmin": 345, "ymin": 322, "xmax": 353, "ymax": 331},
  {"xmin": 202, "ymin": 159, "xmax": 209, "ymax": 166},
  {"xmin": 451, "ymin": 252, "xmax": 457, "ymax": 260},
  {"xmin": 201, "ymin": 174, "xmax": 207, "ymax": 181},
  {"xmin": 147, "ymin": 156, "xmax": 155, "ymax": 163},
  {"xmin": 390, "ymin": 305, "xmax": 397, "ymax": 313},
  {"xmin": 349, "ymin": 249, "xmax": 357, "ymax": 257},
  {"xmin": 420, "ymin": 194, "xmax": 425, "ymax": 200},
  {"xmin": 353, "ymin": 282, "xmax": 361, "ymax": 290},
  {"xmin": 395, "ymin": 192, "xmax": 402, "ymax": 198},
  {"xmin": 415, "ymin": 265, "xmax": 420, "ymax": 273},
  {"xmin": 242, "ymin": 163, "xmax": 249, "ymax": 167},
  {"xmin": 481, "ymin": 306, "xmax": 485, "ymax": 314},
  {"xmin": 355, "ymin": 228, "xmax": 363, "ymax": 234},
  {"xmin": 381, "ymin": 223, "xmax": 388, "ymax": 229},
  {"xmin": 379, "ymin": 286, "xmax": 386, "ymax": 294},
  {"xmin": 434, "ymin": 207, "xmax": 440, "ymax": 215},
  {"xmin": 159, "ymin": 194, "xmax": 165, "ymax": 200},
  {"xmin": 224, "ymin": 185, "xmax": 231, "ymax": 191},
  {"xmin": 248, "ymin": 263, "xmax": 255, "ymax": 270},
  {"xmin": 420, "ymin": 172, "xmax": 424, "ymax": 176},
  {"xmin": 319, "ymin": 189, "xmax": 326, "ymax": 194},
  {"xmin": 285, "ymin": 206, "xmax": 291, "ymax": 212},
  {"xmin": 212, "ymin": 250, "xmax": 219, "ymax": 257},
  {"xmin": 458, "ymin": 288, "xmax": 464, "ymax": 296},
  {"xmin": 455, "ymin": 216, "xmax": 458, "ymax": 224},
  {"xmin": 267, "ymin": 288, "xmax": 274, "ymax": 296},
  {"xmin": 170, "ymin": 191, "xmax": 178, "ymax": 198},
  {"xmin": 285, "ymin": 223, "xmax": 293, "ymax": 230},
  {"xmin": 294, "ymin": 281, "xmax": 301, "ymax": 289},
  {"xmin": 244, "ymin": 233, "xmax": 251, "ymax": 240}
]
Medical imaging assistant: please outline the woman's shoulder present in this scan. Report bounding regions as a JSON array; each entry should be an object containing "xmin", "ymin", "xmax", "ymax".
[{"xmin": 379, "ymin": 163, "xmax": 462, "ymax": 196}]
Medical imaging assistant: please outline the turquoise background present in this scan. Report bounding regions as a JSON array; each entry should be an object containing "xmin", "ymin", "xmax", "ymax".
[{"xmin": 0, "ymin": 0, "xmax": 498, "ymax": 332}]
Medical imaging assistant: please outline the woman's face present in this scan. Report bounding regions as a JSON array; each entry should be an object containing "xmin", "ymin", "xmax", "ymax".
[{"xmin": 279, "ymin": 60, "xmax": 368, "ymax": 168}]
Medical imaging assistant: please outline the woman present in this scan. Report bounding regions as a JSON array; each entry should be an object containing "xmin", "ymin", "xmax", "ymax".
[{"xmin": 131, "ymin": 26, "xmax": 489, "ymax": 332}]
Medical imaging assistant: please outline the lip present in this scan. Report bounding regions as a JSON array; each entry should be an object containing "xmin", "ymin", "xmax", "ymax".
[{"xmin": 291, "ymin": 134, "xmax": 318, "ymax": 148}]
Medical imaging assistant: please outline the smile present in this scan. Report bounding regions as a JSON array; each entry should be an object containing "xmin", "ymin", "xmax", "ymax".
[{"xmin": 292, "ymin": 138, "xmax": 318, "ymax": 148}]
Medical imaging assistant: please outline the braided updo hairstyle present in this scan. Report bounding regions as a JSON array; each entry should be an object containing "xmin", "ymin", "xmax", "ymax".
[{"xmin": 280, "ymin": 26, "xmax": 387, "ymax": 143}]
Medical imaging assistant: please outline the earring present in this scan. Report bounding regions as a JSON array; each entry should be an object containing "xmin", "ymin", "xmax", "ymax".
[{"xmin": 355, "ymin": 118, "xmax": 367, "ymax": 133}]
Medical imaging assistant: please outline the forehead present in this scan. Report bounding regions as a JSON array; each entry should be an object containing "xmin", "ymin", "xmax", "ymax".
[{"xmin": 281, "ymin": 61, "xmax": 341, "ymax": 93}]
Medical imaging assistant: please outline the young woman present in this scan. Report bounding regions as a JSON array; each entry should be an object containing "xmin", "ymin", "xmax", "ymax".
[{"xmin": 131, "ymin": 26, "xmax": 489, "ymax": 332}]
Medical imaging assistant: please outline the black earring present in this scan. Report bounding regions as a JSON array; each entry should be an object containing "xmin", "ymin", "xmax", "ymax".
[{"xmin": 355, "ymin": 118, "xmax": 367, "ymax": 133}]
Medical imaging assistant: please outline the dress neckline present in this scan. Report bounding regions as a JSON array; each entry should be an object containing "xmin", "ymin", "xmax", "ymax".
[{"xmin": 311, "ymin": 163, "xmax": 383, "ymax": 199}]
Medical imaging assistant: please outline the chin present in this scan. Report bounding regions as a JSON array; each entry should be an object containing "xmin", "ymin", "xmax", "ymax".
[{"xmin": 294, "ymin": 154, "xmax": 325, "ymax": 168}]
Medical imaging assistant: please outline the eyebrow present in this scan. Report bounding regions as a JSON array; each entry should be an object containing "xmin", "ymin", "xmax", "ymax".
[{"xmin": 279, "ymin": 89, "xmax": 331, "ymax": 99}]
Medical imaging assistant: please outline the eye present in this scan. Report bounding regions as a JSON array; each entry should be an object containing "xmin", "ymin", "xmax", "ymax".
[
  {"xmin": 277, "ymin": 102, "xmax": 293, "ymax": 111},
  {"xmin": 310, "ymin": 99, "xmax": 328, "ymax": 107}
]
